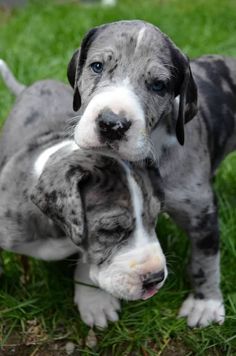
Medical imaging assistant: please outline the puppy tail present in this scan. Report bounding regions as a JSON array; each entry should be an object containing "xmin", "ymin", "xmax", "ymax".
[{"xmin": 0, "ymin": 59, "xmax": 26, "ymax": 96}]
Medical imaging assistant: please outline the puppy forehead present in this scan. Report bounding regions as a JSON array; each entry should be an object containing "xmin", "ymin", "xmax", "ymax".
[
  {"xmin": 85, "ymin": 159, "xmax": 131, "ymax": 203},
  {"xmin": 87, "ymin": 21, "xmax": 171, "ymax": 59}
]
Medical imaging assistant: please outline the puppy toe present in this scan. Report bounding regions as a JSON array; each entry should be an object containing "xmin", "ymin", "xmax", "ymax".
[
  {"xmin": 110, "ymin": 297, "xmax": 121, "ymax": 311},
  {"xmin": 178, "ymin": 294, "xmax": 195, "ymax": 318},
  {"xmin": 74, "ymin": 285, "xmax": 120, "ymax": 328},
  {"xmin": 80, "ymin": 311, "xmax": 94, "ymax": 328},
  {"xmin": 93, "ymin": 312, "xmax": 108, "ymax": 329},
  {"xmin": 104, "ymin": 308, "xmax": 119, "ymax": 323},
  {"xmin": 179, "ymin": 294, "xmax": 225, "ymax": 328}
]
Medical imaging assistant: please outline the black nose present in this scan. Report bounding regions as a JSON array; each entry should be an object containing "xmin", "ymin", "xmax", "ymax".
[
  {"xmin": 97, "ymin": 110, "xmax": 131, "ymax": 141},
  {"xmin": 142, "ymin": 270, "xmax": 165, "ymax": 290}
]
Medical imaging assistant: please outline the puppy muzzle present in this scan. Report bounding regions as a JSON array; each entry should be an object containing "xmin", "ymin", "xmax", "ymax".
[
  {"xmin": 74, "ymin": 86, "xmax": 148, "ymax": 161},
  {"xmin": 89, "ymin": 243, "xmax": 168, "ymax": 300}
]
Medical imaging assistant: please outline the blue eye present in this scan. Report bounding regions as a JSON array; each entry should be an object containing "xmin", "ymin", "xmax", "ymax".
[
  {"xmin": 151, "ymin": 80, "xmax": 166, "ymax": 92},
  {"xmin": 90, "ymin": 62, "xmax": 103, "ymax": 74}
]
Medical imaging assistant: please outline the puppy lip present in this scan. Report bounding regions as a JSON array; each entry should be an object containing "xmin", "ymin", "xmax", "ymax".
[{"xmin": 141, "ymin": 287, "xmax": 158, "ymax": 300}]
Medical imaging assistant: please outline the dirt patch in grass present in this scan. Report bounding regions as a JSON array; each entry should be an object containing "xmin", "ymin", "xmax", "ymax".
[{"xmin": 1, "ymin": 341, "xmax": 68, "ymax": 356}]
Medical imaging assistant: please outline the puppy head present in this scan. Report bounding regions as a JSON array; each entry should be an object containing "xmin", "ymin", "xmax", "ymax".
[
  {"xmin": 67, "ymin": 20, "xmax": 197, "ymax": 161},
  {"xmin": 32, "ymin": 151, "xmax": 167, "ymax": 300}
]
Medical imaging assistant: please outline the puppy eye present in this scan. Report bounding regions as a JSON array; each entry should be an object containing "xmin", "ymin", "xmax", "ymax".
[
  {"xmin": 90, "ymin": 62, "xmax": 103, "ymax": 74},
  {"xmin": 98, "ymin": 227, "xmax": 128, "ymax": 241},
  {"xmin": 151, "ymin": 80, "xmax": 166, "ymax": 93}
]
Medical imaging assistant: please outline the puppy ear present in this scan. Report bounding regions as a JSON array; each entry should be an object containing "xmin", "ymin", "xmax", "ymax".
[
  {"xmin": 176, "ymin": 64, "xmax": 198, "ymax": 145},
  {"xmin": 67, "ymin": 49, "xmax": 81, "ymax": 111},
  {"xmin": 31, "ymin": 157, "xmax": 90, "ymax": 246},
  {"xmin": 67, "ymin": 27, "xmax": 100, "ymax": 112}
]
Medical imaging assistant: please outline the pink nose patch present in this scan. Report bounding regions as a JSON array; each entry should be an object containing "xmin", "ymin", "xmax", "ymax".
[{"xmin": 142, "ymin": 287, "xmax": 158, "ymax": 300}]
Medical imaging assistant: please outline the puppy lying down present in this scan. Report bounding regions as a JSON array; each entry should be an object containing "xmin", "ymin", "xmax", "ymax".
[{"xmin": 0, "ymin": 63, "xmax": 166, "ymax": 328}]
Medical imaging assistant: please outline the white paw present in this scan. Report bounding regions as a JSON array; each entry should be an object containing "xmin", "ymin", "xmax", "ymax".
[
  {"xmin": 178, "ymin": 294, "xmax": 225, "ymax": 327},
  {"xmin": 74, "ymin": 285, "xmax": 120, "ymax": 328}
]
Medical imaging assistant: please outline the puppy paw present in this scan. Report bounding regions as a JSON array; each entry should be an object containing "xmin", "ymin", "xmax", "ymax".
[
  {"xmin": 74, "ymin": 285, "xmax": 120, "ymax": 328},
  {"xmin": 178, "ymin": 294, "xmax": 225, "ymax": 327}
]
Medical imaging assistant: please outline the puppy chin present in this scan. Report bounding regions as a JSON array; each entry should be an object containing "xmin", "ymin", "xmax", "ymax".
[
  {"xmin": 118, "ymin": 138, "xmax": 150, "ymax": 161},
  {"xmin": 74, "ymin": 127, "xmax": 150, "ymax": 161}
]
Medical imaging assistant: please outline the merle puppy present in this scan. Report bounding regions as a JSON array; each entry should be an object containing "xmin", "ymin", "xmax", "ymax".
[
  {"xmin": 0, "ymin": 61, "xmax": 166, "ymax": 329},
  {"xmin": 66, "ymin": 20, "xmax": 236, "ymax": 327}
]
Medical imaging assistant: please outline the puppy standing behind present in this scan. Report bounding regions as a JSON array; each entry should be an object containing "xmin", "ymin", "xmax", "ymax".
[
  {"xmin": 67, "ymin": 20, "xmax": 236, "ymax": 327},
  {"xmin": 0, "ymin": 60, "xmax": 166, "ymax": 328}
]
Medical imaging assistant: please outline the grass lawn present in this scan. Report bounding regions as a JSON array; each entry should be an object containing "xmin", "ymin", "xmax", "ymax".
[{"xmin": 0, "ymin": 0, "xmax": 236, "ymax": 354}]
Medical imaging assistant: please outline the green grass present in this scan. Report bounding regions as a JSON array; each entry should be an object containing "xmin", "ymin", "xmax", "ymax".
[{"xmin": 0, "ymin": 0, "xmax": 236, "ymax": 354}]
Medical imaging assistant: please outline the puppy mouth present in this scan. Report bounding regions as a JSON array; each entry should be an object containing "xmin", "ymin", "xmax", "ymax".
[{"xmin": 142, "ymin": 287, "xmax": 159, "ymax": 300}]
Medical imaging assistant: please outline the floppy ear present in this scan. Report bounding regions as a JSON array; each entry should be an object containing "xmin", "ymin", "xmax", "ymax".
[
  {"xmin": 176, "ymin": 64, "xmax": 198, "ymax": 145},
  {"xmin": 31, "ymin": 157, "xmax": 90, "ymax": 246},
  {"xmin": 67, "ymin": 49, "xmax": 81, "ymax": 111},
  {"xmin": 67, "ymin": 27, "xmax": 100, "ymax": 112}
]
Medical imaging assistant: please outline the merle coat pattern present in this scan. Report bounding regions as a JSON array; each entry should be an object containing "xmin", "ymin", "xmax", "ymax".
[{"xmin": 0, "ymin": 20, "xmax": 236, "ymax": 328}]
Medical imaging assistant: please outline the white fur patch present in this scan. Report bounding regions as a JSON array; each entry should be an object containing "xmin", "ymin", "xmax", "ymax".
[
  {"xmin": 34, "ymin": 140, "xmax": 78, "ymax": 177},
  {"xmin": 175, "ymin": 94, "xmax": 180, "ymax": 106},
  {"xmin": 135, "ymin": 28, "xmax": 146, "ymax": 52},
  {"xmin": 122, "ymin": 77, "xmax": 130, "ymax": 86},
  {"xmin": 74, "ymin": 85, "xmax": 148, "ymax": 161},
  {"xmin": 122, "ymin": 162, "xmax": 151, "ymax": 246},
  {"xmin": 179, "ymin": 294, "xmax": 225, "ymax": 327}
]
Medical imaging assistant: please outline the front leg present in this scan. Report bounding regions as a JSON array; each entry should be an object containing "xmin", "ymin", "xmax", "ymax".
[
  {"xmin": 178, "ymin": 201, "xmax": 225, "ymax": 327},
  {"xmin": 74, "ymin": 261, "xmax": 120, "ymax": 328}
]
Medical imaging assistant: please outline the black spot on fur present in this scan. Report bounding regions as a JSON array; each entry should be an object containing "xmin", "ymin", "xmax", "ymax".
[
  {"xmin": 72, "ymin": 218, "xmax": 78, "ymax": 225},
  {"xmin": 23, "ymin": 189, "xmax": 28, "ymax": 199},
  {"xmin": 193, "ymin": 268, "xmax": 206, "ymax": 286},
  {"xmin": 0, "ymin": 156, "xmax": 7, "ymax": 171},
  {"xmin": 24, "ymin": 111, "xmax": 40, "ymax": 126},
  {"xmin": 90, "ymin": 75, "xmax": 102, "ymax": 96},
  {"xmin": 16, "ymin": 212, "xmax": 22, "ymax": 225},
  {"xmin": 107, "ymin": 63, "xmax": 118, "ymax": 78},
  {"xmin": 49, "ymin": 190, "xmax": 57, "ymax": 203},
  {"xmin": 4, "ymin": 209, "xmax": 12, "ymax": 218},
  {"xmin": 40, "ymin": 89, "xmax": 52, "ymax": 96},
  {"xmin": 193, "ymin": 268, "xmax": 205, "ymax": 279},
  {"xmin": 194, "ymin": 292, "xmax": 205, "ymax": 299},
  {"xmin": 196, "ymin": 233, "xmax": 219, "ymax": 255}
]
